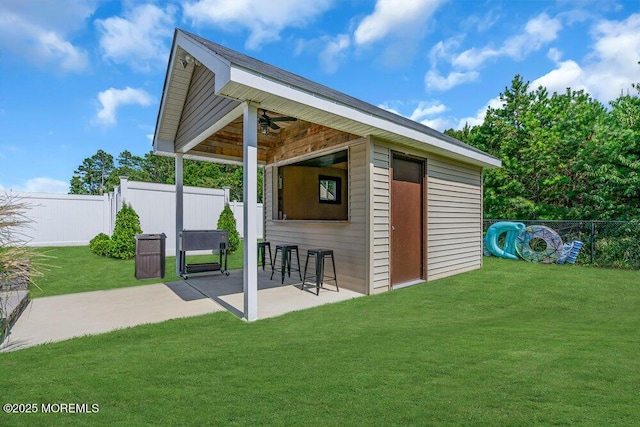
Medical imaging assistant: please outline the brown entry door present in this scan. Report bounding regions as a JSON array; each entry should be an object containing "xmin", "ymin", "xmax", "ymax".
[{"xmin": 391, "ymin": 156, "xmax": 424, "ymax": 285}]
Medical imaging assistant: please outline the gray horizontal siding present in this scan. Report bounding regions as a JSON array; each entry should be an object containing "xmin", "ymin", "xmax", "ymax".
[
  {"xmin": 175, "ymin": 65, "xmax": 241, "ymax": 150},
  {"xmin": 427, "ymin": 156, "xmax": 483, "ymax": 281},
  {"xmin": 371, "ymin": 144, "xmax": 390, "ymax": 293}
]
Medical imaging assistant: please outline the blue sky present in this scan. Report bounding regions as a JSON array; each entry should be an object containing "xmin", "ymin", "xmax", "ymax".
[{"xmin": 0, "ymin": 0, "xmax": 638, "ymax": 193}]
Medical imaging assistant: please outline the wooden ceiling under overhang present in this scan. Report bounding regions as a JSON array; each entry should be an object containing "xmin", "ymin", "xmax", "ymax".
[{"xmin": 187, "ymin": 112, "xmax": 359, "ymax": 165}]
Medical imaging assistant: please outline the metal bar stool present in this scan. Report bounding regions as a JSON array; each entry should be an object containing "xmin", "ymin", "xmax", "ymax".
[
  {"xmin": 270, "ymin": 244, "xmax": 302, "ymax": 284},
  {"xmin": 257, "ymin": 242, "xmax": 272, "ymax": 271},
  {"xmin": 303, "ymin": 249, "xmax": 339, "ymax": 295}
]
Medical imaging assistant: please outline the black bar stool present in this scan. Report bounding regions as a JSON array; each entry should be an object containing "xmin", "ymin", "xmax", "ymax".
[
  {"xmin": 270, "ymin": 244, "xmax": 302, "ymax": 284},
  {"xmin": 257, "ymin": 241, "xmax": 272, "ymax": 271},
  {"xmin": 303, "ymin": 249, "xmax": 339, "ymax": 295}
]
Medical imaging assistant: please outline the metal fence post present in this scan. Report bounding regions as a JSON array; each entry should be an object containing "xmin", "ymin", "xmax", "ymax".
[{"xmin": 590, "ymin": 221, "xmax": 595, "ymax": 265}]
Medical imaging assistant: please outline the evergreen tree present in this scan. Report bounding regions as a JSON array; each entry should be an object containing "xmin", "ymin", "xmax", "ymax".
[
  {"xmin": 109, "ymin": 204, "xmax": 142, "ymax": 259},
  {"xmin": 70, "ymin": 149, "xmax": 114, "ymax": 195},
  {"xmin": 216, "ymin": 204, "xmax": 240, "ymax": 253}
]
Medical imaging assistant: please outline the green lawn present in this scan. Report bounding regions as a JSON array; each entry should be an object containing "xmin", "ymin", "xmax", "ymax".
[
  {"xmin": 30, "ymin": 246, "xmax": 244, "ymax": 298},
  {"xmin": 1, "ymin": 258, "xmax": 639, "ymax": 425}
]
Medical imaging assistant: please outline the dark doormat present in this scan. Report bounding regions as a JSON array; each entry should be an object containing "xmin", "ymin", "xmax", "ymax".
[{"xmin": 165, "ymin": 281, "xmax": 207, "ymax": 301}]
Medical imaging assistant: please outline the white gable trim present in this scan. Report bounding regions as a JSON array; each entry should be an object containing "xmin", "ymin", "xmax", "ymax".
[{"xmin": 175, "ymin": 32, "xmax": 231, "ymax": 92}]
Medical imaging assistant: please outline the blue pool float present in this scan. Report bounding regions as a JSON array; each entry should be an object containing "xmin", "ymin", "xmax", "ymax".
[{"xmin": 484, "ymin": 222, "xmax": 526, "ymax": 260}]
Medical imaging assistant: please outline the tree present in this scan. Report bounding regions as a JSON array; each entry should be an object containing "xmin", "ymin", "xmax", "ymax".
[
  {"xmin": 70, "ymin": 150, "xmax": 114, "ymax": 195},
  {"xmin": 142, "ymin": 152, "xmax": 174, "ymax": 184},
  {"xmin": 109, "ymin": 204, "xmax": 142, "ymax": 259},
  {"xmin": 106, "ymin": 151, "xmax": 149, "ymax": 190},
  {"xmin": 68, "ymin": 150, "xmax": 270, "ymax": 203},
  {"xmin": 455, "ymin": 75, "xmax": 608, "ymax": 220},
  {"xmin": 585, "ymin": 93, "xmax": 640, "ymax": 219},
  {"xmin": 216, "ymin": 204, "xmax": 240, "ymax": 253}
]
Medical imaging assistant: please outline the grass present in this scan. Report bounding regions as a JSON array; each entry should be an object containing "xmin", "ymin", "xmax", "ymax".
[
  {"xmin": 29, "ymin": 246, "xmax": 244, "ymax": 298},
  {"xmin": 1, "ymin": 258, "xmax": 639, "ymax": 425}
]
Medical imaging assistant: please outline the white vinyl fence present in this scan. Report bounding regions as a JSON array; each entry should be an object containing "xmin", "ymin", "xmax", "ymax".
[
  {"xmin": 11, "ymin": 192, "xmax": 112, "ymax": 247},
  {"xmin": 12, "ymin": 178, "xmax": 263, "ymax": 256}
]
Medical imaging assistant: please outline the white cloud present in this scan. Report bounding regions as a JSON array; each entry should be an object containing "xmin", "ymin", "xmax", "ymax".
[
  {"xmin": 452, "ymin": 13, "xmax": 562, "ymax": 69},
  {"xmin": 425, "ymin": 69, "xmax": 479, "ymax": 91},
  {"xmin": 429, "ymin": 37, "xmax": 462, "ymax": 68},
  {"xmin": 451, "ymin": 47, "xmax": 499, "ymax": 70},
  {"xmin": 378, "ymin": 100, "xmax": 451, "ymax": 130},
  {"xmin": 23, "ymin": 177, "xmax": 69, "ymax": 193},
  {"xmin": 584, "ymin": 13, "xmax": 640, "ymax": 101},
  {"xmin": 96, "ymin": 87, "xmax": 153, "ymax": 126},
  {"xmin": 409, "ymin": 101, "xmax": 448, "ymax": 121},
  {"xmin": 425, "ymin": 12, "xmax": 563, "ymax": 92},
  {"xmin": 530, "ymin": 14, "xmax": 640, "ymax": 102},
  {"xmin": 0, "ymin": 177, "xmax": 69, "ymax": 193},
  {"xmin": 420, "ymin": 117, "xmax": 454, "ymax": 132},
  {"xmin": 319, "ymin": 34, "xmax": 350, "ymax": 73},
  {"xmin": 461, "ymin": 9, "xmax": 501, "ymax": 33},
  {"xmin": 547, "ymin": 47, "xmax": 563, "ymax": 62},
  {"xmin": 354, "ymin": 0, "xmax": 447, "ymax": 45},
  {"xmin": 0, "ymin": 0, "xmax": 94, "ymax": 72},
  {"xmin": 96, "ymin": 4, "xmax": 176, "ymax": 72},
  {"xmin": 182, "ymin": 0, "xmax": 333, "ymax": 49},
  {"xmin": 455, "ymin": 97, "xmax": 503, "ymax": 129},
  {"xmin": 531, "ymin": 60, "xmax": 588, "ymax": 94}
]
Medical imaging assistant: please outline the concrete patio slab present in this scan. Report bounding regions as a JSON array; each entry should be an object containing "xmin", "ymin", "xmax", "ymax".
[
  {"xmin": 0, "ymin": 284, "xmax": 224, "ymax": 352},
  {"xmin": 0, "ymin": 268, "xmax": 363, "ymax": 352}
]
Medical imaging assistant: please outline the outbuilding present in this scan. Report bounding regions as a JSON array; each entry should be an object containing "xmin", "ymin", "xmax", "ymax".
[{"xmin": 153, "ymin": 29, "xmax": 501, "ymax": 320}]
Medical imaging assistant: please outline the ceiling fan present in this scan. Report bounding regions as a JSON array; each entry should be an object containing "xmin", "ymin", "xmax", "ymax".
[{"xmin": 258, "ymin": 109, "xmax": 297, "ymax": 133}]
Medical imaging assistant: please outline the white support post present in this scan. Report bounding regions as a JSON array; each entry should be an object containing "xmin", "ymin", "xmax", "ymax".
[
  {"xmin": 243, "ymin": 103, "xmax": 258, "ymax": 321},
  {"xmin": 175, "ymin": 153, "xmax": 184, "ymax": 276}
]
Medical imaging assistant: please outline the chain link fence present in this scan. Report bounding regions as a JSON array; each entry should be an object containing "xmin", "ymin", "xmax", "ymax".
[{"xmin": 483, "ymin": 220, "xmax": 640, "ymax": 270}]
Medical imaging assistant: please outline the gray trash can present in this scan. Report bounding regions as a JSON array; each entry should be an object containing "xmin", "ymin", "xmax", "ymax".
[{"xmin": 135, "ymin": 233, "xmax": 166, "ymax": 279}]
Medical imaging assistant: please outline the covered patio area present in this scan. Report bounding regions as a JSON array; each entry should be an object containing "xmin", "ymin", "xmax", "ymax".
[{"xmin": 166, "ymin": 269, "xmax": 361, "ymax": 320}]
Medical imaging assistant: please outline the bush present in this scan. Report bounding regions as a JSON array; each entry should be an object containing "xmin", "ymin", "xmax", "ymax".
[
  {"xmin": 109, "ymin": 204, "xmax": 142, "ymax": 260},
  {"xmin": 89, "ymin": 233, "xmax": 111, "ymax": 256},
  {"xmin": 217, "ymin": 204, "xmax": 240, "ymax": 253},
  {"xmin": 596, "ymin": 236, "xmax": 640, "ymax": 269}
]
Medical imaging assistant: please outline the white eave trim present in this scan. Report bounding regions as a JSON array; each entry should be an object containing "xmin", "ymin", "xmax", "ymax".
[
  {"xmin": 226, "ymin": 67, "xmax": 501, "ymax": 168},
  {"xmin": 154, "ymin": 138, "xmax": 175, "ymax": 154}
]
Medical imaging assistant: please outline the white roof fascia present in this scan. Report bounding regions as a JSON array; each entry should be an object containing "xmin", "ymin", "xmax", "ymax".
[
  {"xmin": 153, "ymin": 38, "xmax": 181, "ymax": 154},
  {"xmin": 227, "ymin": 67, "xmax": 501, "ymax": 168},
  {"xmin": 175, "ymin": 102, "xmax": 246, "ymax": 154},
  {"xmin": 176, "ymin": 32, "xmax": 231, "ymax": 90}
]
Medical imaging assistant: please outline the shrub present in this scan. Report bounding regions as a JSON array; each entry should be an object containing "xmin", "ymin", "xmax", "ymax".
[
  {"xmin": 89, "ymin": 233, "xmax": 111, "ymax": 256},
  {"xmin": 109, "ymin": 204, "xmax": 142, "ymax": 260},
  {"xmin": 596, "ymin": 236, "xmax": 640, "ymax": 269},
  {"xmin": 217, "ymin": 204, "xmax": 240, "ymax": 253}
]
